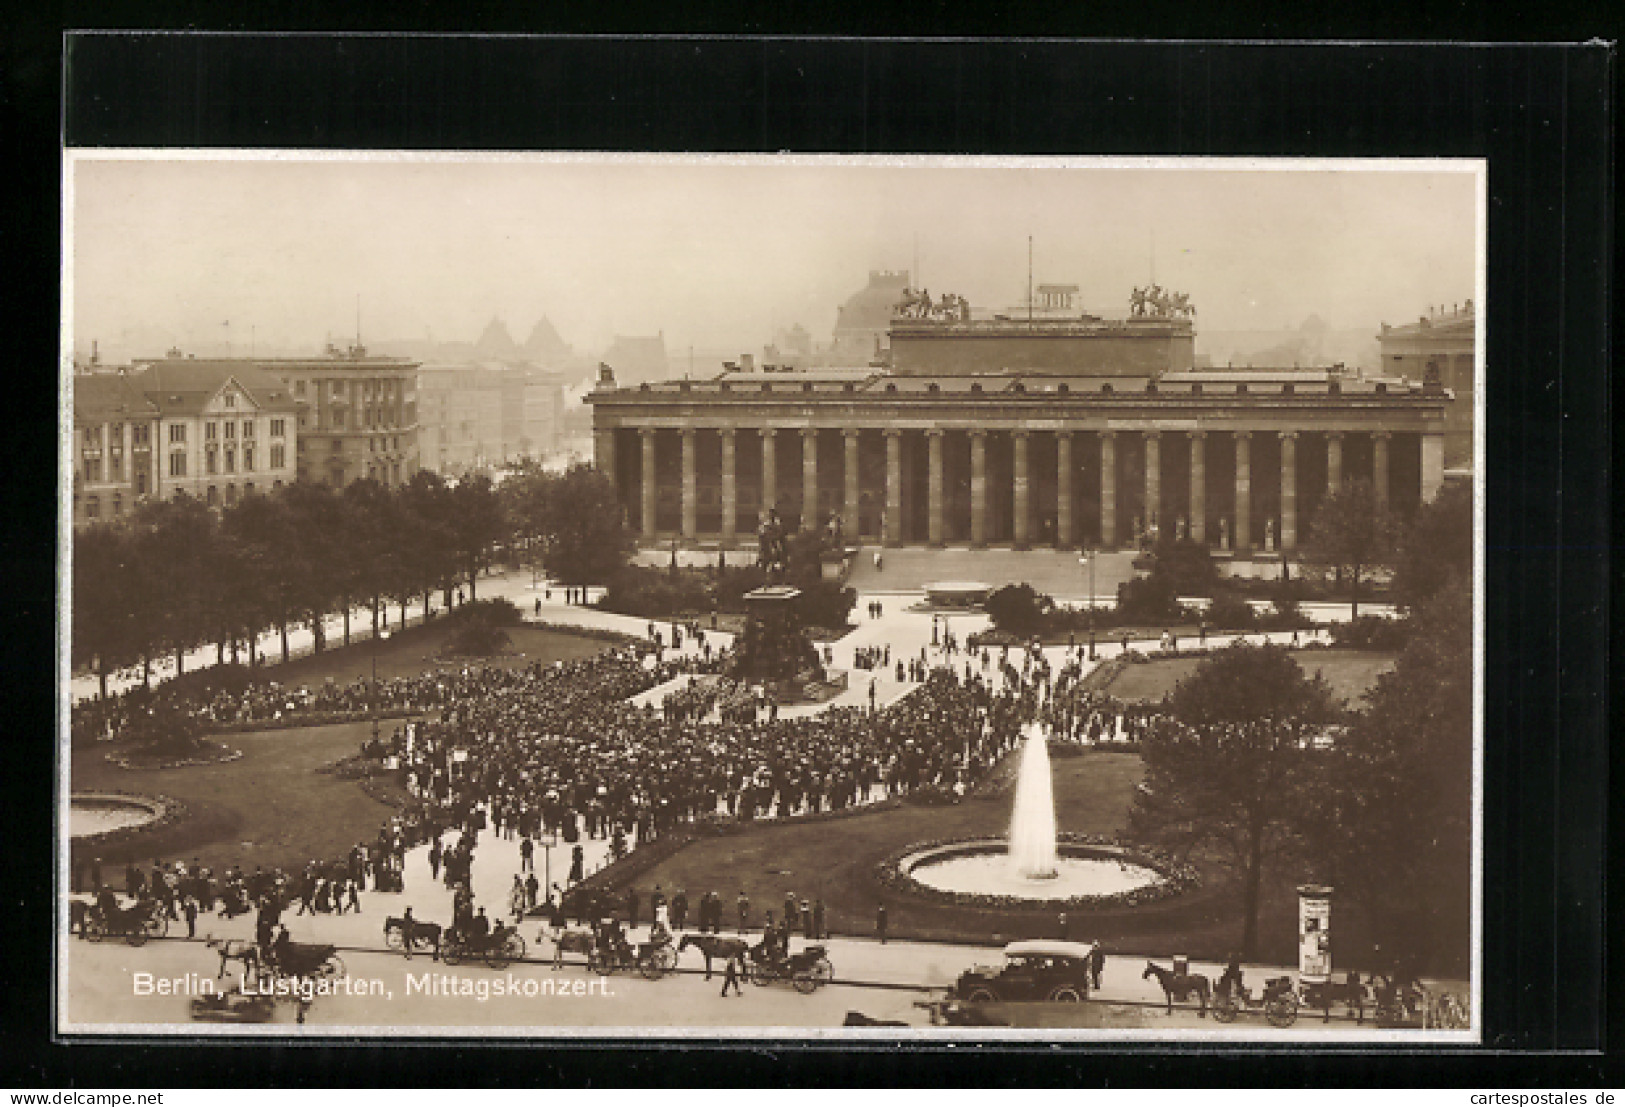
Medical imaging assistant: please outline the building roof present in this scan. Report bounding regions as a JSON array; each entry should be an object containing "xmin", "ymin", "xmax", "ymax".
[
  {"xmin": 128, "ymin": 360, "xmax": 300, "ymax": 416},
  {"xmin": 72, "ymin": 371, "xmax": 159, "ymax": 422}
]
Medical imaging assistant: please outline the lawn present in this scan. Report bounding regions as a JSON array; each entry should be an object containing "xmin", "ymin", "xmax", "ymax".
[
  {"xmin": 1100, "ymin": 650, "xmax": 1396, "ymax": 708},
  {"xmin": 248, "ymin": 618, "xmax": 612, "ymax": 687},
  {"xmin": 632, "ymin": 752, "xmax": 1239, "ymax": 950},
  {"xmin": 70, "ymin": 622, "xmax": 613, "ymax": 876},
  {"xmin": 634, "ymin": 744, "xmax": 1406, "ymax": 970}
]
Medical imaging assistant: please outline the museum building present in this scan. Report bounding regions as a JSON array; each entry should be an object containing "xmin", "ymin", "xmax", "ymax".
[{"xmin": 588, "ymin": 288, "xmax": 1453, "ymax": 556}]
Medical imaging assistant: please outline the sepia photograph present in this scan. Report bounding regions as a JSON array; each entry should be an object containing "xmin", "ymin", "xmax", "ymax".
[{"xmin": 59, "ymin": 152, "xmax": 1482, "ymax": 1039}]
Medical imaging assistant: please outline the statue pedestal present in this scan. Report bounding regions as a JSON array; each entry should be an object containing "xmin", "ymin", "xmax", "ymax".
[{"xmin": 734, "ymin": 586, "xmax": 824, "ymax": 685}]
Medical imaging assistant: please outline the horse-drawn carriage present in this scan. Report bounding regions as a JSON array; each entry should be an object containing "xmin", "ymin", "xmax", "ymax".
[
  {"xmin": 82, "ymin": 897, "xmax": 168, "ymax": 946},
  {"xmin": 441, "ymin": 922, "xmax": 527, "ymax": 970},
  {"xmin": 270, "ymin": 940, "xmax": 346, "ymax": 982},
  {"xmin": 1212, "ymin": 974, "xmax": 1299, "ymax": 1027},
  {"xmin": 583, "ymin": 921, "xmax": 678, "ymax": 980},
  {"xmin": 746, "ymin": 942, "xmax": 833, "ymax": 993}
]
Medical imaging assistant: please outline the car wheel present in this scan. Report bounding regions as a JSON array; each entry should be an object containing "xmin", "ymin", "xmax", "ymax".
[
  {"xmin": 1048, "ymin": 986, "xmax": 1083, "ymax": 1003},
  {"xmin": 966, "ymin": 987, "xmax": 998, "ymax": 1004}
]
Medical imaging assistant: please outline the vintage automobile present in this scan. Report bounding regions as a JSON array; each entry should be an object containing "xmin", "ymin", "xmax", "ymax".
[{"xmin": 951, "ymin": 940, "xmax": 1097, "ymax": 1004}]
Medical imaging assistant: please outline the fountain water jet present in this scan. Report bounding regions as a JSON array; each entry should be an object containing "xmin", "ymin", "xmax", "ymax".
[{"xmin": 1009, "ymin": 722, "xmax": 1059, "ymax": 880}]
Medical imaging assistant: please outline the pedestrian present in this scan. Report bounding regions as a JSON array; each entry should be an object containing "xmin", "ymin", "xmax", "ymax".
[
  {"xmin": 520, "ymin": 837, "xmax": 534, "ymax": 872},
  {"xmin": 535, "ymin": 597, "xmax": 542, "ymax": 615},
  {"xmin": 347, "ymin": 878, "xmax": 361, "ymax": 914},
  {"xmin": 720, "ymin": 951, "xmax": 743, "ymax": 997},
  {"xmin": 569, "ymin": 844, "xmax": 584, "ymax": 885},
  {"xmin": 525, "ymin": 871, "xmax": 540, "ymax": 911},
  {"xmin": 183, "ymin": 895, "xmax": 198, "ymax": 939},
  {"xmin": 626, "ymin": 886, "xmax": 640, "ymax": 930},
  {"xmin": 812, "ymin": 898, "xmax": 826, "ymax": 940},
  {"xmin": 1090, "ymin": 942, "xmax": 1105, "ymax": 990},
  {"xmin": 737, "ymin": 891, "xmax": 750, "ymax": 934},
  {"xmin": 875, "ymin": 903, "xmax": 888, "ymax": 944},
  {"xmin": 672, "ymin": 889, "xmax": 689, "ymax": 932}
]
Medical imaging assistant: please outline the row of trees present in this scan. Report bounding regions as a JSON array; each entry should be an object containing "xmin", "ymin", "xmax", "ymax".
[{"xmin": 72, "ymin": 464, "xmax": 635, "ymax": 699}]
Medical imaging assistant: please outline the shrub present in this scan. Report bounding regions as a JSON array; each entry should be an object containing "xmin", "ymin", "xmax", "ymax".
[
  {"xmin": 985, "ymin": 583, "xmax": 1054, "ymax": 637},
  {"xmin": 1330, "ymin": 615, "xmax": 1413, "ymax": 651},
  {"xmin": 449, "ymin": 597, "xmax": 523, "ymax": 626},
  {"xmin": 1148, "ymin": 536, "xmax": 1221, "ymax": 595},
  {"xmin": 1205, "ymin": 592, "xmax": 1258, "ymax": 629},
  {"xmin": 445, "ymin": 621, "xmax": 512, "ymax": 657},
  {"xmin": 794, "ymin": 579, "xmax": 857, "ymax": 629},
  {"xmin": 1114, "ymin": 574, "xmax": 1186, "ymax": 624}
]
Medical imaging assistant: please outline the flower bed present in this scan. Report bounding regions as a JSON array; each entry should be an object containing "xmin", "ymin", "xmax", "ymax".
[{"xmin": 875, "ymin": 832, "xmax": 1200, "ymax": 912}]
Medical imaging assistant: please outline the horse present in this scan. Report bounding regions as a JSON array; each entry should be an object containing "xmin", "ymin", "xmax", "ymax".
[
  {"xmin": 678, "ymin": 933, "xmax": 751, "ymax": 980},
  {"xmin": 548, "ymin": 926, "xmax": 596, "ymax": 971},
  {"xmin": 384, "ymin": 915, "xmax": 442, "ymax": 960},
  {"xmin": 1142, "ymin": 961, "xmax": 1211, "ymax": 1016},
  {"xmin": 205, "ymin": 935, "xmax": 262, "ymax": 982}
]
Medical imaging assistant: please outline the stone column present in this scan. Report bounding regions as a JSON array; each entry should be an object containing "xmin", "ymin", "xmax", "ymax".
[
  {"xmin": 720, "ymin": 428, "xmax": 737, "ymax": 545},
  {"xmin": 1100, "ymin": 432, "xmax": 1117, "ymax": 548},
  {"xmin": 1373, "ymin": 431, "xmax": 1391, "ymax": 511},
  {"xmin": 1189, "ymin": 431, "xmax": 1206, "ymax": 545},
  {"xmin": 884, "ymin": 429, "xmax": 903, "ymax": 546},
  {"xmin": 1421, "ymin": 432, "xmax": 1445, "ymax": 503},
  {"xmin": 970, "ymin": 430, "xmax": 988, "ymax": 548},
  {"xmin": 639, "ymin": 427, "xmax": 657, "ymax": 541},
  {"xmin": 759, "ymin": 428, "xmax": 777, "ymax": 518},
  {"xmin": 1144, "ymin": 431, "xmax": 1161, "ymax": 532},
  {"xmin": 843, "ymin": 428, "xmax": 861, "ymax": 539},
  {"xmin": 1055, "ymin": 431, "xmax": 1073, "ymax": 549},
  {"xmin": 927, "ymin": 430, "xmax": 945, "ymax": 546},
  {"xmin": 1234, "ymin": 431, "xmax": 1252, "ymax": 552},
  {"xmin": 801, "ymin": 428, "xmax": 820, "ymax": 529},
  {"xmin": 1012, "ymin": 430, "xmax": 1031, "ymax": 549},
  {"xmin": 680, "ymin": 428, "xmax": 697, "ymax": 540},
  {"xmin": 1326, "ymin": 432, "xmax": 1343, "ymax": 493},
  {"xmin": 1280, "ymin": 431, "xmax": 1298, "ymax": 552}
]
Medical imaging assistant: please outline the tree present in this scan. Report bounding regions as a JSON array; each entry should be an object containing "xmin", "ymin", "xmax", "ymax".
[
  {"xmin": 1306, "ymin": 576, "xmax": 1473, "ymax": 974},
  {"xmin": 446, "ymin": 473, "xmax": 508, "ymax": 600},
  {"xmin": 343, "ymin": 478, "xmax": 406, "ymax": 635},
  {"xmin": 1300, "ymin": 478, "xmax": 1396, "ymax": 618},
  {"xmin": 72, "ymin": 523, "xmax": 144, "ymax": 700},
  {"xmin": 985, "ymin": 583, "xmax": 1054, "ymax": 638},
  {"xmin": 532, "ymin": 464, "xmax": 636, "ymax": 586},
  {"xmin": 1388, "ymin": 479, "xmax": 1472, "ymax": 611},
  {"xmin": 129, "ymin": 494, "xmax": 218, "ymax": 675},
  {"xmin": 220, "ymin": 490, "xmax": 303, "ymax": 663},
  {"xmin": 1129, "ymin": 643, "xmax": 1339, "ymax": 957},
  {"xmin": 398, "ymin": 471, "xmax": 459, "ymax": 615}
]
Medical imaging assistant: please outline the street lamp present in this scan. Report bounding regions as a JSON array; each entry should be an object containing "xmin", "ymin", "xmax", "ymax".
[
  {"xmin": 1078, "ymin": 549, "xmax": 1097, "ymax": 660},
  {"xmin": 371, "ymin": 626, "xmax": 391, "ymax": 746}
]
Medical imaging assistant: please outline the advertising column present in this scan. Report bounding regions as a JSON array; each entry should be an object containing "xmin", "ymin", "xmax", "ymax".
[{"xmin": 1297, "ymin": 884, "xmax": 1333, "ymax": 983}]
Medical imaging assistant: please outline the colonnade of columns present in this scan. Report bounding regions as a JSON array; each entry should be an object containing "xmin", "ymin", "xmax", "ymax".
[{"xmin": 612, "ymin": 424, "xmax": 1444, "ymax": 552}]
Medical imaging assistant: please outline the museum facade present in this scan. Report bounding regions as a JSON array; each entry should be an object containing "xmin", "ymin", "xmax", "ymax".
[{"xmin": 588, "ymin": 302, "xmax": 1452, "ymax": 556}]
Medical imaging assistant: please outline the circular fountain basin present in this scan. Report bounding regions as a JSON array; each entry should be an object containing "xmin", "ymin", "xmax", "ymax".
[
  {"xmin": 69, "ymin": 794, "xmax": 162, "ymax": 840},
  {"xmin": 899, "ymin": 838, "xmax": 1165, "ymax": 905}
]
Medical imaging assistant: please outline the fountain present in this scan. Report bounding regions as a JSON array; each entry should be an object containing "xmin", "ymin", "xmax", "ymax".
[
  {"xmin": 889, "ymin": 723, "xmax": 1172, "ymax": 906},
  {"xmin": 1009, "ymin": 723, "xmax": 1059, "ymax": 880}
]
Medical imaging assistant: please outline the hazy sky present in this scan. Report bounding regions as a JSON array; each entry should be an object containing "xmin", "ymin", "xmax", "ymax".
[{"xmin": 68, "ymin": 154, "xmax": 1480, "ymax": 358}]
